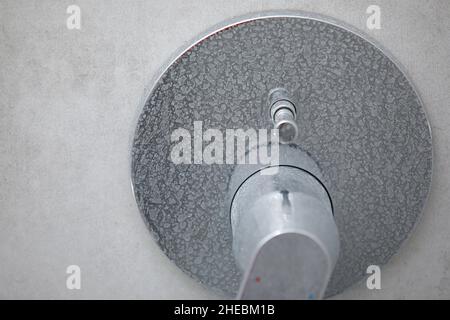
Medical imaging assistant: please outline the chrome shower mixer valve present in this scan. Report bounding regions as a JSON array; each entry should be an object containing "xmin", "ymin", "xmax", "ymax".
[{"xmin": 131, "ymin": 12, "xmax": 432, "ymax": 299}]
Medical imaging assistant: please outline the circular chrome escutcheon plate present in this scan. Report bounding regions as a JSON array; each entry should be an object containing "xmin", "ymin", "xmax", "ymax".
[{"xmin": 131, "ymin": 13, "xmax": 432, "ymax": 297}]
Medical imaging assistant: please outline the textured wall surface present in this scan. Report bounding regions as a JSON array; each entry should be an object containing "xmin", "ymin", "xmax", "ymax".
[{"xmin": 0, "ymin": 0, "xmax": 449, "ymax": 299}]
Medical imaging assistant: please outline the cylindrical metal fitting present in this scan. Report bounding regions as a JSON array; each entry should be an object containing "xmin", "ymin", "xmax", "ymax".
[{"xmin": 268, "ymin": 89, "xmax": 298, "ymax": 144}]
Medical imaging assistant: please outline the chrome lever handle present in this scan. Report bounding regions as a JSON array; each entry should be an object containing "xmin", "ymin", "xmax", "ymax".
[{"xmin": 231, "ymin": 166, "xmax": 339, "ymax": 299}]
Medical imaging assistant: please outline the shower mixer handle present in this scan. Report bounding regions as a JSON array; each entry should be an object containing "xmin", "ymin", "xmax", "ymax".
[{"xmin": 230, "ymin": 152, "xmax": 340, "ymax": 299}]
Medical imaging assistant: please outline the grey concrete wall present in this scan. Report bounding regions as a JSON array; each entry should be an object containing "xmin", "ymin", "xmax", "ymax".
[{"xmin": 0, "ymin": 0, "xmax": 449, "ymax": 299}]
